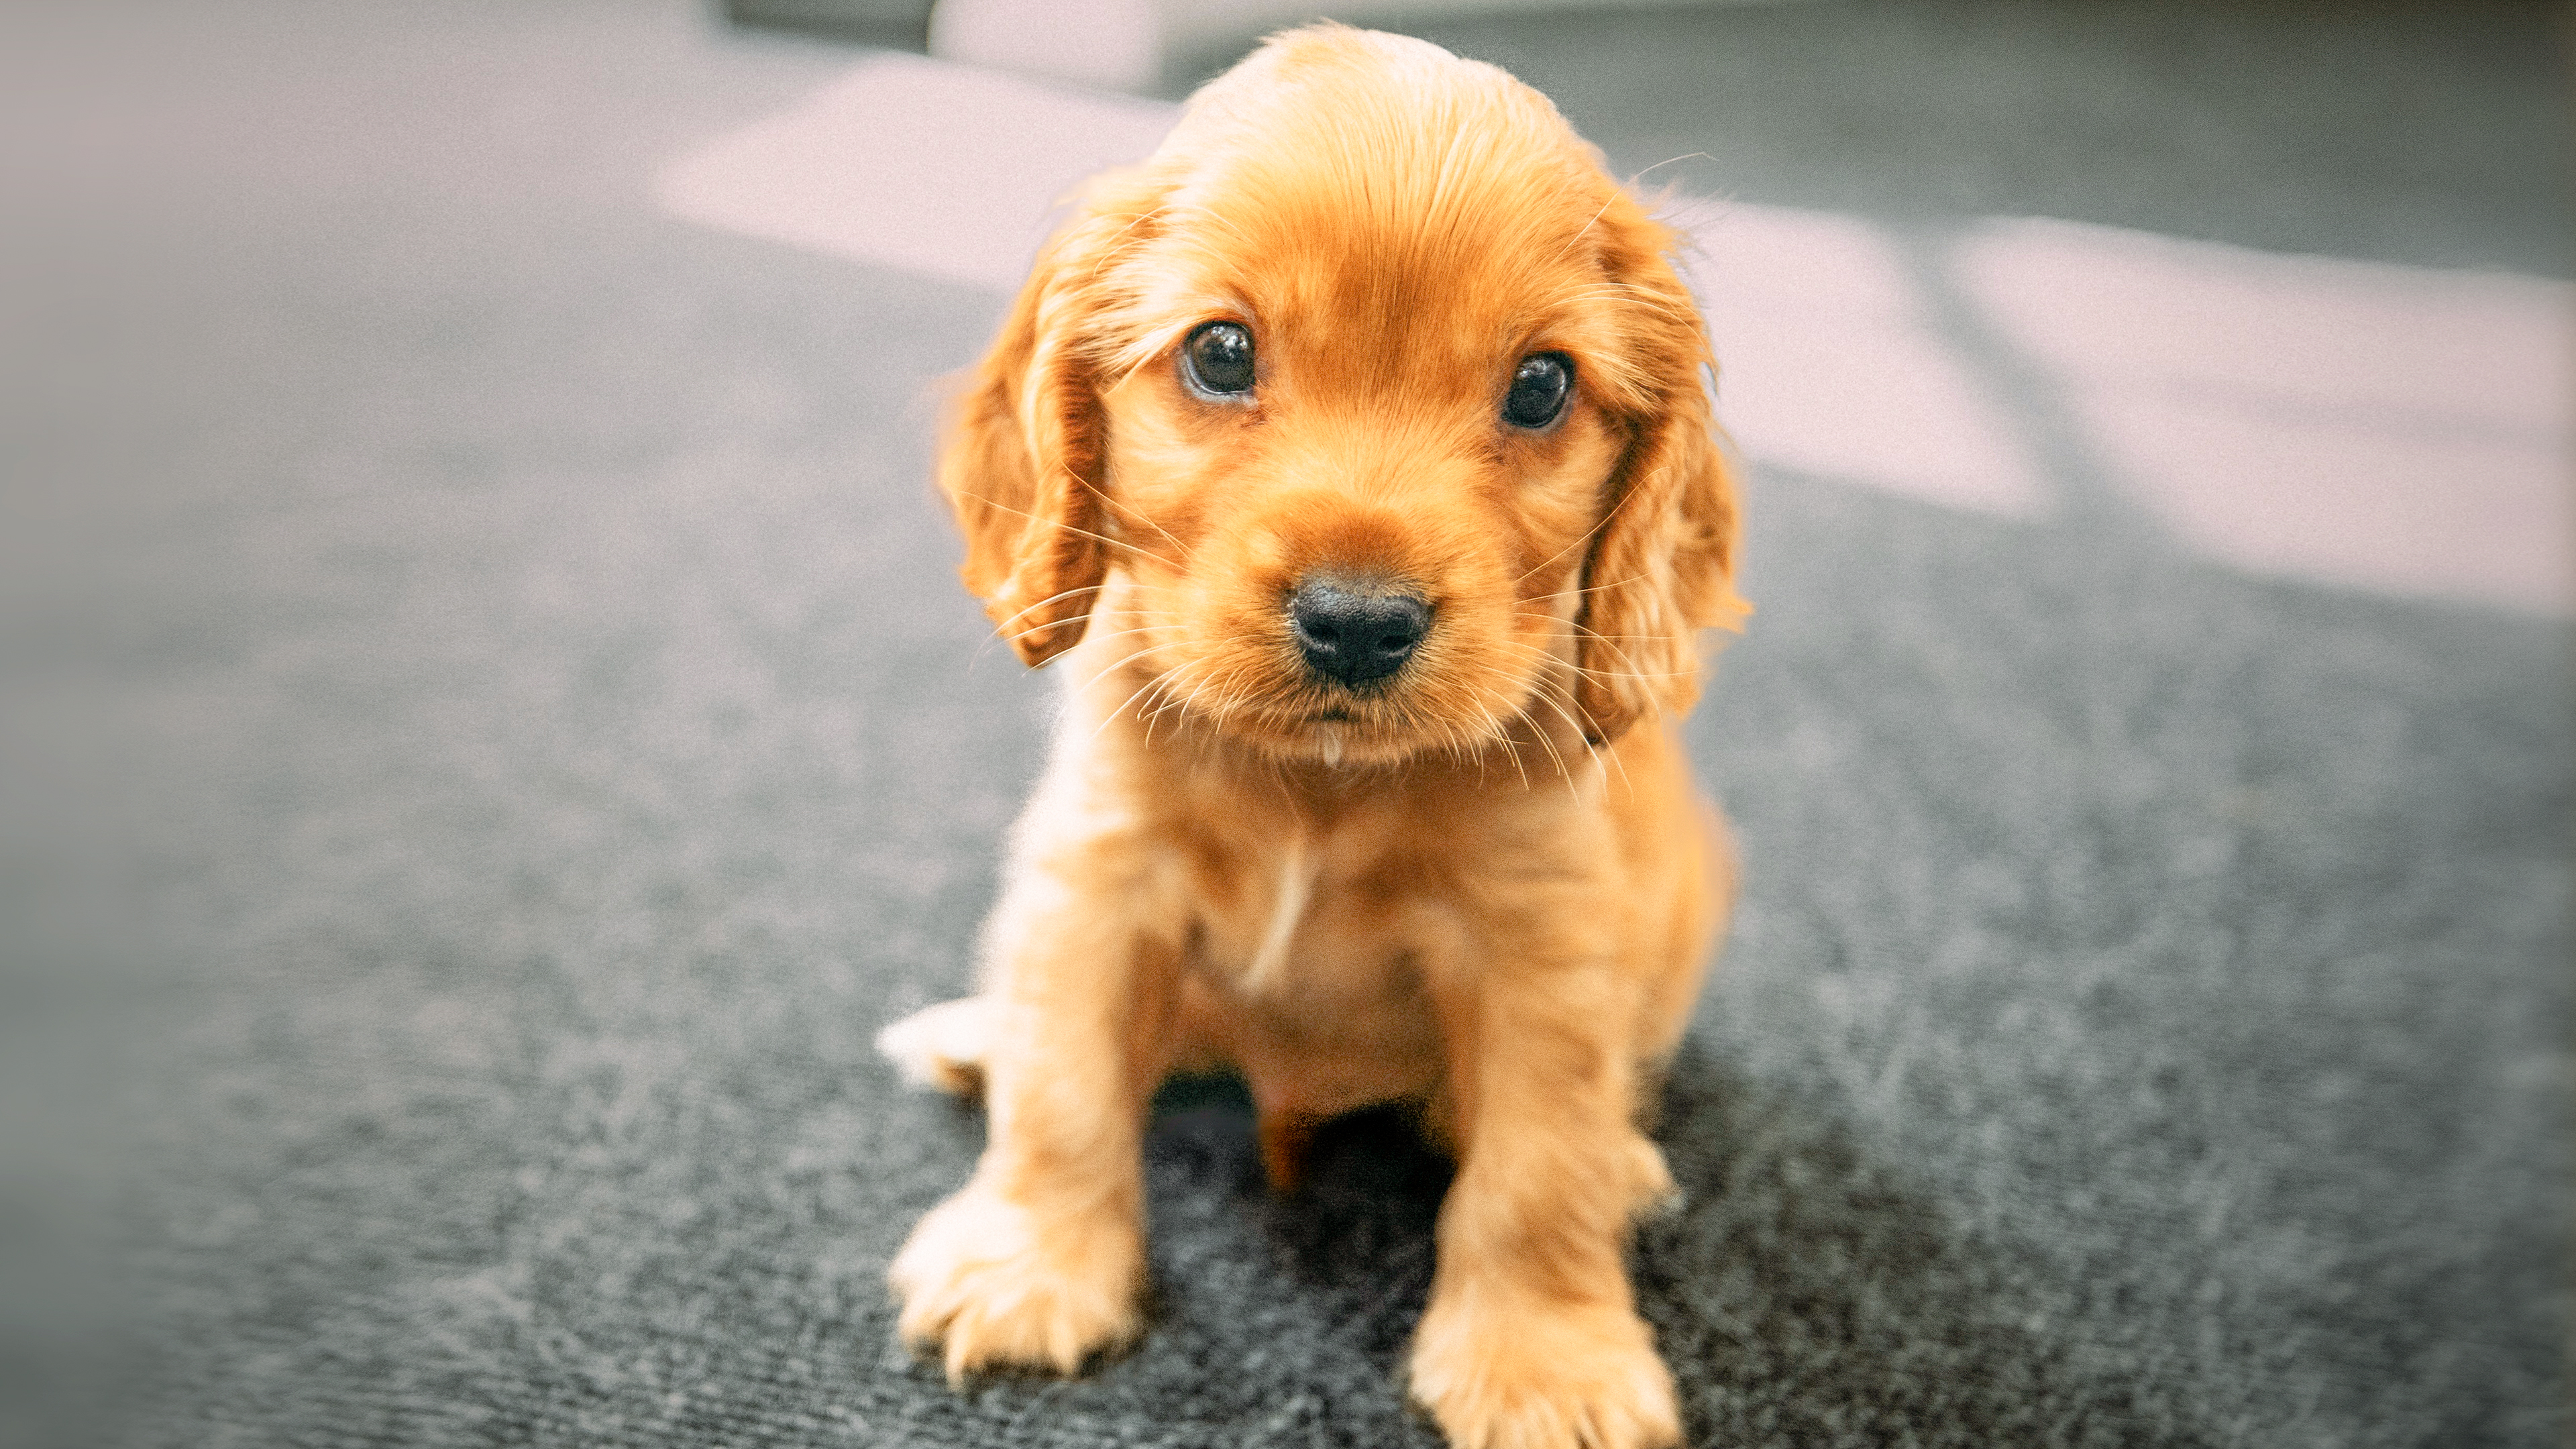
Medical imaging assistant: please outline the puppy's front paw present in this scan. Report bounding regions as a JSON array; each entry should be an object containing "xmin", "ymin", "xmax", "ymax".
[
  {"xmin": 1409, "ymin": 1291, "xmax": 1679, "ymax": 1449},
  {"xmin": 887, "ymin": 1183, "xmax": 1143, "ymax": 1383}
]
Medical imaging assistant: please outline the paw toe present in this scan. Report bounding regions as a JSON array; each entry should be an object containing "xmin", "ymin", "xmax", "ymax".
[
  {"xmin": 1410, "ymin": 1299, "xmax": 1679, "ymax": 1449},
  {"xmin": 885, "ymin": 1186, "xmax": 1141, "ymax": 1383}
]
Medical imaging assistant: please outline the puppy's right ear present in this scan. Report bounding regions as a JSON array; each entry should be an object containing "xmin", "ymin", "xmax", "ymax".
[{"xmin": 939, "ymin": 169, "xmax": 1159, "ymax": 667}]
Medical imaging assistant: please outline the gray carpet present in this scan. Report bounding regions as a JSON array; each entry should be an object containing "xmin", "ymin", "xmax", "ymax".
[{"xmin": 3, "ymin": 2, "xmax": 2566, "ymax": 1446}]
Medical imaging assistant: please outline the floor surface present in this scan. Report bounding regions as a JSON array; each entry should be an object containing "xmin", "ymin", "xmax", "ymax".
[{"xmin": 1, "ymin": 3, "xmax": 2566, "ymax": 1446}]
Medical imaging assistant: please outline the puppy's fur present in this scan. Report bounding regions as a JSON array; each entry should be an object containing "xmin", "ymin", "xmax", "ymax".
[{"xmin": 877, "ymin": 27, "xmax": 1746, "ymax": 1449}]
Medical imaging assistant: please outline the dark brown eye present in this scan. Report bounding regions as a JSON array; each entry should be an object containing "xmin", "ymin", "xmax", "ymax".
[
  {"xmin": 1503, "ymin": 352, "xmax": 1572, "ymax": 429},
  {"xmin": 1182, "ymin": 321, "xmax": 1256, "ymax": 397}
]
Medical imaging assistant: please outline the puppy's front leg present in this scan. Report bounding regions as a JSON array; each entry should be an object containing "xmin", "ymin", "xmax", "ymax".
[
  {"xmin": 1411, "ymin": 931, "xmax": 1682, "ymax": 1449},
  {"xmin": 887, "ymin": 853, "xmax": 1180, "ymax": 1383}
]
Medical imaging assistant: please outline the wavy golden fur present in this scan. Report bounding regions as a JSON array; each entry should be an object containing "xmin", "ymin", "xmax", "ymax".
[{"xmin": 876, "ymin": 26, "xmax": 1747, "ymax": 1449}]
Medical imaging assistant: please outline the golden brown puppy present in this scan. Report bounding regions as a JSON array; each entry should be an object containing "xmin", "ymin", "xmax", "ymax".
[{"xmin": 875, "ymin": 25, "xmax": 1747, "ymax": 1449}]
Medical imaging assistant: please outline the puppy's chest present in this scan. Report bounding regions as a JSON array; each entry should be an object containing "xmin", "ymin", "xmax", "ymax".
[{"xmin": 1179, "ymin": 819, "xmax": 1427, "ymax": 1007}]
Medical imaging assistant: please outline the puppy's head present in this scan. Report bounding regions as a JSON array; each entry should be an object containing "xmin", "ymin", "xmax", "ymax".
[{"xmin": 941, "ymin": 25, "xmax": 1747, "ymax": 763}]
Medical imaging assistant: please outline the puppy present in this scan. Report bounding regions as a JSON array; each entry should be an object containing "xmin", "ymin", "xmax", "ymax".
[{"xmin": 876, "ymin": 25, "xmax": 1747, "ymax": 1449}]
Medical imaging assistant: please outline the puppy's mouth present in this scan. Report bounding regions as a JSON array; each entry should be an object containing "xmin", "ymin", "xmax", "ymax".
[
  {"xmin": 1258, "ymin": 676, "xmax": 1487, "ymax": 769},
  {"xmin": 1267, "ymin": 692, "xmax": 1406, "ymax": 737}
]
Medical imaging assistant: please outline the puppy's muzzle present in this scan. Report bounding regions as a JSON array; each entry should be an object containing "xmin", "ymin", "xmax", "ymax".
[{"xmin": 1287, "ymin": 576, "xmax": 1431, "ymax": 689}]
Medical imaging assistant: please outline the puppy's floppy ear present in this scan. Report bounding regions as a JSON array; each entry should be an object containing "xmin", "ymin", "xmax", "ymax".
[
  {"xmin": 939, "ymin": 170, "xmax": 1157, "ymax": 667},
  {"xmin": 1572, "ymin": 209, "xmax": 1751, "ymax": 742}
]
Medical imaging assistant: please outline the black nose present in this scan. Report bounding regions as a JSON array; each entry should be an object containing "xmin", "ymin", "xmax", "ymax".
[{"xmin": 1287, "ymin": 579, "xmax": 1431, "ymax": 688}]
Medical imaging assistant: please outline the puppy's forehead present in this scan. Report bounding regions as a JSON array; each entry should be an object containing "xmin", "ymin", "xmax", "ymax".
[{"xmin": 1138, "ymin": 34, "xmax": 1620, "ymax": 353}]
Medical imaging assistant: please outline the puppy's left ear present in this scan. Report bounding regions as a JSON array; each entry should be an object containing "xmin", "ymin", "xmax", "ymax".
[
  {"xmin": 939, "ymin": 168, "xmax": 1160, "ymax": 667},
  {"xmin": 1573, "ymin": 210, "xmax": 1752, "ymax": 743}
]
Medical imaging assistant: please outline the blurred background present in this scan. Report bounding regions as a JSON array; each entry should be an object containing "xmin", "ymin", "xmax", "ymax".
[{"xmin": 2, "ymin": 2, "xmax": 2567, "ymax": 1446}]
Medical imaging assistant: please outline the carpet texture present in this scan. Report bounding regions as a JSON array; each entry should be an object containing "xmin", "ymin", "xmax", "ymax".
[{"xmin": 3, "ymin": 2, "xmax": 2565, "ymax": 1447}]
